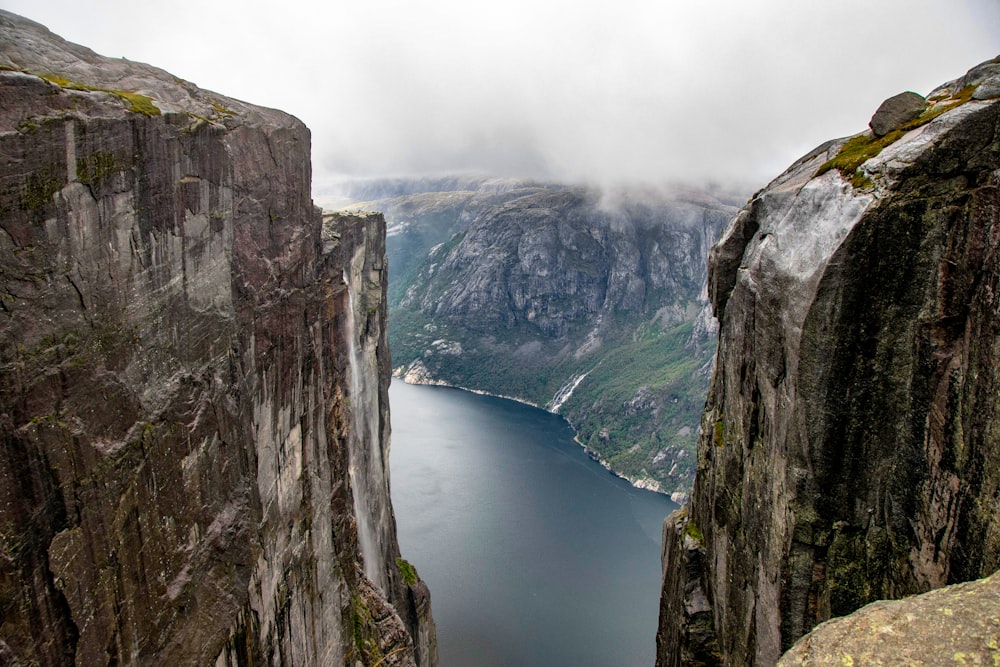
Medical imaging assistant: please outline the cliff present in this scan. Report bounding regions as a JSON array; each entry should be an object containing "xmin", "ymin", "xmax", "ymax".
[
  {"xmin": 379, "ymin": 182, "xmax": 739, "ymax": 495},
  {"xmin": 657, "ymin": 57, "xmax": 1000, "ymax": 665},
  {"xmin": 0, "ymin": 11, "xmax": 435, "ymax": 666}
]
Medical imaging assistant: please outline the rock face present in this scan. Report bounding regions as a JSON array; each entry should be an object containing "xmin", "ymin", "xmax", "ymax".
[
  {"xmin": 377, "ymin": 182, "xmax": 740, "ymax": 494},
  {"xmin": 657, "ymin": 58, "xmax": 1000, "ymax": 665},
  {"xmin": 0, "ymin": 11, "xmax": 435, "ymax": 666}
]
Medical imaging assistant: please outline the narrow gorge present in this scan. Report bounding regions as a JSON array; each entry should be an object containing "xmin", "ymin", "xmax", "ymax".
[
  {"xmin": 3, "ymin": 8, "xmax": 1000, "ymax": 667},
  {"xmin": 0, "ymin": 12, "xmax": 434, "ymax": 665},
  {"xmin": 657, "ymin": 58, "xmax": 1000, "ymax": 665}
]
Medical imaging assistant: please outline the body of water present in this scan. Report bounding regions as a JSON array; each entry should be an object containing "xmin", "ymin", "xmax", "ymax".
[{"xmin": 389, "ymin": 381, "xmax": 678, "ymax": 666}]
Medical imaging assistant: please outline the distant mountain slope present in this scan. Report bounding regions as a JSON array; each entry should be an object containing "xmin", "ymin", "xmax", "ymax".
[{"xmin": 346, "ymin": 179, "xmax": 743, "ymax": 496}]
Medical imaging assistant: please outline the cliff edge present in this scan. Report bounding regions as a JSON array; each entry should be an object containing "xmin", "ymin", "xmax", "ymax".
[
  {"xmin": 657, "ymin": 57, "xmax": 1000, "ymax": 665},
  {"xmin": 0, "ymin": 11, "xmax": 435, "ymax": 666}
]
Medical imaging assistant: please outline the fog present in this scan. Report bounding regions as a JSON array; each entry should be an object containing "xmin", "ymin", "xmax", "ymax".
[{"xmin": 6, "ymin": 0, "xmax": 1000, "ymax": 191}]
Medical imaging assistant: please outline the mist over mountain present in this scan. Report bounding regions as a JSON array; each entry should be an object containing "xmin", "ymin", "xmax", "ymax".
[{"xmin": 342, "ymin": 179, "xmax": 746, "ymax": 496}]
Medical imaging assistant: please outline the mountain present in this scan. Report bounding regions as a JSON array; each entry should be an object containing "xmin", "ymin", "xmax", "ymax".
[
  {"xmin": 0, "ymin": 12, "xmax": 435, "ymax": 666},
  {"xmin": 348, "ymin": 180, "xmax": 743, "ymax": 496},
  {"xmin": 656, "ymin": 57, "xmax": 1000, "ymax": 665}
]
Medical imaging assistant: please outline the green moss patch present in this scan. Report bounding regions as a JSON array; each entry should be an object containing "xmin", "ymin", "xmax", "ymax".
[
  {"xmin": 713, "ymin": 419, "xmax": 725, "ymax": 448},
  {"xmin": 817, "ymin": 85, "xmax": 978, "ymax": 186},
  {"xmin": 396, "ymin": 557, "xmax": 418, "ymax": 586},
  {"xmin": 210, "ymin": 102, "xmax": 235, "ymax": 117},
  {"xmin": 20, "ymin": 165, "xmax": 62, "ymax": 211},
  {"xmin": 76, "ymin": 150, "xmax": 129, "ymax": 187},
  {"xmin": 684, "ymin": 519, "xmax": 705, "ymax": 545},
  {"xmin": 39, "ymin": 73, "xmax": 161, "ymax": 116}
]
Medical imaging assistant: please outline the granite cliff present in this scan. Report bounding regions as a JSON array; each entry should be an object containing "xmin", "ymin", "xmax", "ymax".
[
  {"xmin": 362, "ymin": 181, "xmax": 740, "ymax": 496},
  {"xmin": 657, "ymin": 58, "xmax": 1000, "ymax": 665},
  {"xmin": 0, "ymin": 12, "xmax": 435, "ymax": 666}
]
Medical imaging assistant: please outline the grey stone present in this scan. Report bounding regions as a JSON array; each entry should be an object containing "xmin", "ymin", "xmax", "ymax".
[
  {"xmin": 973, "ymin": 75, "xmax": 1000, "ymax": 100},
  {"xmin": 778, "ymin": 571, "xmax": 1000, "ymax": 666},
  {"xmin": 868, "ymin": 90, "xmax": 927, "ymax": 136}
]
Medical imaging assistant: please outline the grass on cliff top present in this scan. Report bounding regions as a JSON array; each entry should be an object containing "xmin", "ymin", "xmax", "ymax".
[
  {"xmin": 39, "ymin": 73, "xmax": 161, "ymax": 116},
  {"xmin": 396, "ymin": 557, "xmax": 418, "ymax": 586},
  {"xmin": 817, "ymin": 84, "xmax": 977, "ymax": 185}
]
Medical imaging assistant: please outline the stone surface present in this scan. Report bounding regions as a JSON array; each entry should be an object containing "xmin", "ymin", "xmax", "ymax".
[
  {"xmin": 778, "ymin": 571, "xmax": 1000, "ymax": 666},
  {"xmin": 0, "ymin": 11, "xmax": 434, "ymax": 666},
  {"xmin": 868, "ymin": 91, "xmax": 927, "ymax": 136},
  {"xmin": 658, "ymin": 57, "xmax": 1000, "ymax": 666}
]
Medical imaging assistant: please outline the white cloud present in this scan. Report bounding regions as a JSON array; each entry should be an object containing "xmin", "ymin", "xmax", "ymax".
[{"xmin": 5, "ymin": 0, "xmax": 999, "ymax": 190}]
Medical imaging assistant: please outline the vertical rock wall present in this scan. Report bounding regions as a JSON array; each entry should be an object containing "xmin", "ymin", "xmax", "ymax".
[
  {"xmin": 0, "ymin": 11, "xmax": 434, "ymax": 666},
  {"xmin": 658, "ymin": 60, "xmax": 1000, "ymax": 665}
]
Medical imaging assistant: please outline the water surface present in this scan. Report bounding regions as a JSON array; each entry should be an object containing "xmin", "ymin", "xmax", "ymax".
[{"xmin": 389, "ymin": 381, "xmax": 677, "ymax": 666}]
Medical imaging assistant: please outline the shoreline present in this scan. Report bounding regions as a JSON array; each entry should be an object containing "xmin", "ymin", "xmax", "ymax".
[{"xmin": 391, "ymin": 371, "xmax": 689, "ymax": 504}]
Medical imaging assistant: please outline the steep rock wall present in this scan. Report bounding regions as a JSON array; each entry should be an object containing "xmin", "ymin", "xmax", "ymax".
[
  {"xmin": 0, "ymin": 11, "xmax": 434, "ymax": 666},
  {"xmin": 658, "ymin": 59, "xmax": 1000, "ymax": 665}
]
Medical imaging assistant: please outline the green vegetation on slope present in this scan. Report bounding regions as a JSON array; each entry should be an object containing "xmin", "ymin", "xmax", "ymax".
[
  {"xmin": 377, "ymin": 181, "xmax": 737, "ymax": 496},
  {"xmin": 391, "ymin": 309, "xmax": 714, "ymax": 493},
  {"xmin": 560, "ymin": 321, "xmax": 712, "ymax": 491},
  {"xmin": 39, "ymin": 73, "xmax": 161, "ymax": 116}
]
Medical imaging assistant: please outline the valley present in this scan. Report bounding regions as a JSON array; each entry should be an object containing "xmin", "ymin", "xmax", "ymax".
[{"xmin": 336, "ymin": 178, "xmax": 744, "ymax": 496}]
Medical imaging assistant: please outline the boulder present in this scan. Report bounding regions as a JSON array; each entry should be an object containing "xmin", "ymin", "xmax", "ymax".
[{"xmin": 868, "ymin": 90, "xmax": 927, "ymax": 136}]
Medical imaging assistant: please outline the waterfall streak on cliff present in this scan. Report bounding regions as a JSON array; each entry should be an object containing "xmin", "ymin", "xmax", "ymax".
[
  {"xmin": 343, "ymin": 269, "xmax": 386, "ymax": 591},
  {"xmin": 548, "ymin": 371, "xmax": 591, "ymax": 413}
]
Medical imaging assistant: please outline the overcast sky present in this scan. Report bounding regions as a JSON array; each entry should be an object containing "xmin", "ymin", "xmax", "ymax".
[{"xmin": 5, "ymin": 1, "xmax": 1000, "ymax": 192}]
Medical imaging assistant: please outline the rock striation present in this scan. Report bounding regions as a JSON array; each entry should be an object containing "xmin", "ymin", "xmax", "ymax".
[
  {"xmin": 0, "ymin": 11, "xmax": 434, "ymax": 666},
  {"xmin": 657, "ymin": 57, "xmax": 1000, "ymax": 665}
]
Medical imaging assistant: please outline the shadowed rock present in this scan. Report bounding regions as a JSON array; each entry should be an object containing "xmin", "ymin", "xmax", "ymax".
[{"xmin": 657, "ymin": 56, "xmax": 1000, "ymax": 666}]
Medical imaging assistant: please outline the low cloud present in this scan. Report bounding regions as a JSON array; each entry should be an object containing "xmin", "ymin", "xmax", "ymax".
[{"xmin": 9, "ymin": 0, "xmax": 1000, "ymax": 190}]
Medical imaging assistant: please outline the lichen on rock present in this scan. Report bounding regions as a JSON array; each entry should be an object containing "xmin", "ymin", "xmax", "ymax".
[{"xmin": 778, "ymin": 570, "xmax": 1000, "ymax": 666}]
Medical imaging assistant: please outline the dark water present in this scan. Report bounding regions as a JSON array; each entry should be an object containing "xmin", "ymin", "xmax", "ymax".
[{"xmin": 389, "ymin": 381, "xmax": 678, "ymax": 667}]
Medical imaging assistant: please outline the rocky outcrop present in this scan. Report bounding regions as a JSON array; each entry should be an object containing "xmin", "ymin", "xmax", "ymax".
[
  {"xmin": 383, "ymin": 183, "xmax": 740, "ymax": 494},
  {"xmin": 0, "ymin": 11, "xmax": 434, "ymax": 666},
  {"xmin": 658, "ymin": 57, "xmax": 1000, "ymax": 665},
  {"xmin": 777, "ymin": 570, "xmax": 1000, "ymax": 666}
]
